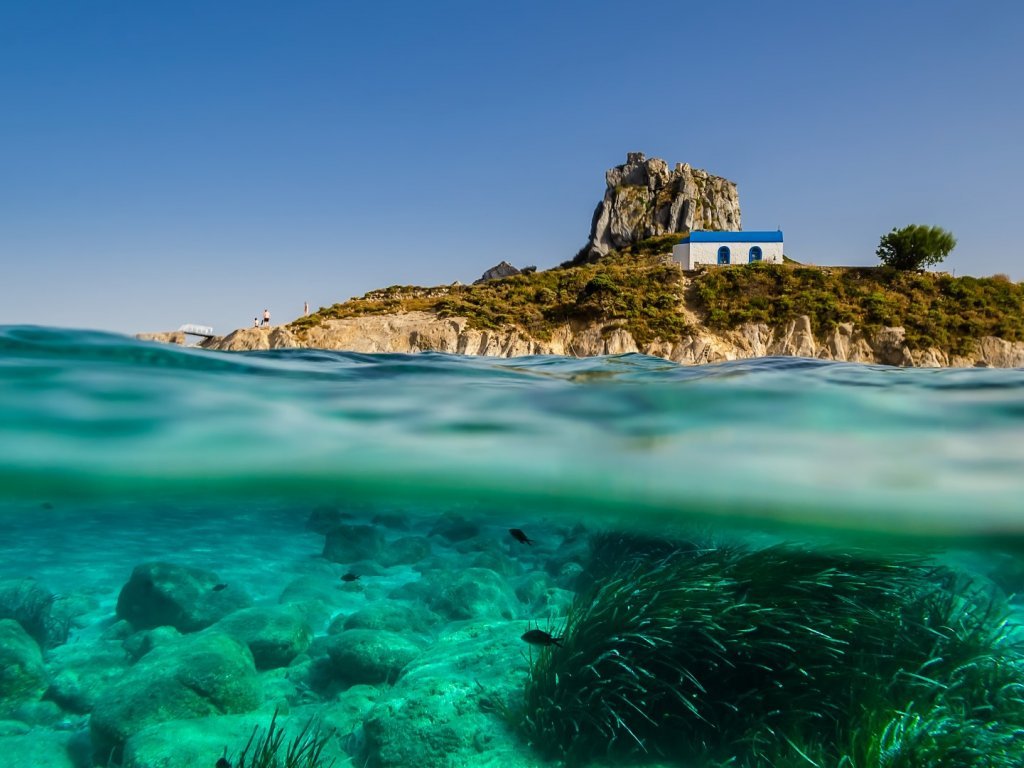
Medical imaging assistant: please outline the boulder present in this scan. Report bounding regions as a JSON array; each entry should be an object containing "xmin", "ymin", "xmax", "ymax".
[
  {"xmin": 324, "ymin": 629, "xmax": 423, "ymax": 685},
  {"xmin": 89, "ymin": 631, "xmax": 261, "ymax": 763},
  {"xmin": 123, "ymin": 710, "xmax": 347, "ymax": 768},
  {"xmin": 115, "ymin": 562, "xmax": 252, "ymax": 632},
  {"xmin": 474, "ymin": 261, "xmax": 521, "ymax": 284},
  {"xmin": 377, "ymin": 536, "xmax": 432, "ymax": 568},
  {"xmin": 208, "ymin": 605, "xmax": 312, "ymax": 670},
  {"xmin": 322, "ymin": 524, "xmax": 386, "ymax": 564},
  {"xmin": 44, "ymin": 640, "xmax": 131, "ymax": 713},
  {"xmin": 0, "ymin": 619, "xmax": 47, "ymax": 715},
  {"xmin": 0, "ymin": 730, "xmax": 78, "ymax": 768},
  {"xmin": 390, "ymin": 567, "xmax": 520, "ymax": 621},
  {"xmin": 360, "ymin": 620, "xmax": 538, "ymax": 768},
  {"xmin": 428, "ymin": 513, "xmax": 480, "ymax": 543},
  {"xmin": 334, "ymin": 601, "xmax": 441, "ymax": 636}
]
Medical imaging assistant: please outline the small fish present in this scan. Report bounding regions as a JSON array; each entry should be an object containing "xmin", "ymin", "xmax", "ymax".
[
  {"xmin": 522, "ymin": 629, "xmax": 562, "ymax": 647},
  {"xmin": 216, "ymin": 758, "xmax": 232, "ymax": 768},
  {"xmin": 509, "ymin": 528, "xmax": 535, "ymax": 546},
  {"xmin": 212, "ymin": 583, "xmax": 228, "ymax": 592},
  {"xmin": 340, "ymin": 573, "xmax": 360, "ymax": 582}
]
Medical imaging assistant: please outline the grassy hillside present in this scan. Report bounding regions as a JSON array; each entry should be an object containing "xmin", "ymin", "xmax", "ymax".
[
  {"xmin": 694, "ymin": 264, "xmax": 1024, "ymax": 353},
  {"xmin": 291, "ymin": 237, "xmax": 1024, "ymax": 354}
]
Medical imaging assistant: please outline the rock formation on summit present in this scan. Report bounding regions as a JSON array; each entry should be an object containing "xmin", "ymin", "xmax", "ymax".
[
  {"xmin": 586, "ymin": 152, "xmax": 741, "ymax": 258},
  {"xmin": 474, "ymin": 261, "xmax": 521, "ymax": 284}
]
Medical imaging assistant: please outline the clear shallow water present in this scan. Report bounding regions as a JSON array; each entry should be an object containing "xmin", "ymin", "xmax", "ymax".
[{"xmin": 1, "ymin": 326, "xmax": 1023, "ymax": 768}]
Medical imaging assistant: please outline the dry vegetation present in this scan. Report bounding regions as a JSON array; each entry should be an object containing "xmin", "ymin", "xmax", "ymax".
[{"xmin": 290, "ymin": 236, "xmax": 1024, "ymax": 354}]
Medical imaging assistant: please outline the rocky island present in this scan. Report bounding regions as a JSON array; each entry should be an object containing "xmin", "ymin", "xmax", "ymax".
[{"xmin": 157, "ymin": 153, "xmax": 1024, "ymax": 368}]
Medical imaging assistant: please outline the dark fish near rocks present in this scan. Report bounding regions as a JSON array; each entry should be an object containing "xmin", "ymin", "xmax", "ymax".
[
  {"xmin": 212, "ymin": 583, "xmax": 228, "ymax": 591},
  {"xmin": 340, "ymin": 573, "xmax": 360, "ymax": 582},
  {"xmin": 509, "ymin": 528, "xmax": 535, "ymax": 545},
  {"xmin": 522, "ymin": 629, "xmax": 562, "ymax": 647}
]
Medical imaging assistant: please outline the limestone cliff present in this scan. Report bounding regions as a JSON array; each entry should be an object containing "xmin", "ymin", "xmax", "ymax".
[
  {"xmin": 586, "ymin": 152, "xmax": 741, "ymax": 258},
  {"xmin": 198, "ymin": 312, "xmax": 1024, "ymax": 368}
]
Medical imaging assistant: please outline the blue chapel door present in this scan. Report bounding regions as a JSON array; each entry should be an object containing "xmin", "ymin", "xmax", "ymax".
[{"xmin": 717, "ymin": 246, "xmax": 730, "ymax": 265}]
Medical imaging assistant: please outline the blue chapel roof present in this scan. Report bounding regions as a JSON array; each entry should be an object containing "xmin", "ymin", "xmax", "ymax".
[{"xmin": 682, "ymin": 230, "xmax": 783, "ymax": 243}]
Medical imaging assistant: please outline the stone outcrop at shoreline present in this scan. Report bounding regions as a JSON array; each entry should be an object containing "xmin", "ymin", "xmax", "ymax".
[{"xmin": 194, "ymin": 310, "xmax": 1024, "ymax": 368}]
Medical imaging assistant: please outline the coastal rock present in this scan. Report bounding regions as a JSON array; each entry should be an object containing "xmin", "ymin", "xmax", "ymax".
[
  {"xmin": 587, "ymin": 152, "xmax": 741, "ymax": 258},
  {"xmin": 200, "ymin": 325, "xmax": 300, "ymax": 351},
  {"xmin": 116, "ymin": 562, "xmax": 252, "ymax": 632},
  {"xmin": 198, "ymin": 302, "xmax": 1024, "ymax": 370},
  {"xmin": 135, "ymin": 331, "xmax": 187, "ymax": 345},
  {"xmin": 324, "ymin": 629, "xmax": 423, "ymax": 685},
  {"xmin": 474, "ymin": 261, "xmax": 521, "ymax": 284},
  {"xmin": 89, "ymin": 631, "xmax": 261, "ymax": 763},
  {"xmin": 207, "ymin": 605, "xmax": 312, "ymax": 670},
  {"xmin": 0, "ymin": 619, "xmax": 47, "ymax": 716}
]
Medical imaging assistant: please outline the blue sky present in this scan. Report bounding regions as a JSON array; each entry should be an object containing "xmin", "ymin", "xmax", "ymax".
[{"xmin": 1, "ymin": 1, "xmax": 1021, "ymax": 335}]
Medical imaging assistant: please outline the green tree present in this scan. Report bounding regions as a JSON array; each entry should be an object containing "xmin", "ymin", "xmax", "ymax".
[{"xmin": 876, "ymin": 225, "xmax": 957, "ymax": 271}]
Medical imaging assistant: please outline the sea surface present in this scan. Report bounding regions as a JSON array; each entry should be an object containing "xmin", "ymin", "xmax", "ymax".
[{"xmin": 0, "ymin": 325, "xmax": 1022, "ymax": 768}]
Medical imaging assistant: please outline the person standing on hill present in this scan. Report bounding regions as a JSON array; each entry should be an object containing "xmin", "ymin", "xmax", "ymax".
[
  {"xmin": 262, "ymin": 309, "xmax": 271, "ymax": 327},
  {"xmin": 304, "ymin": 301, "xmax": 309, "ymax": 316}
]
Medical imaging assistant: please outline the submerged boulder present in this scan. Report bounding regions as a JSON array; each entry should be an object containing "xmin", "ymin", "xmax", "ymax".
[
  {"xmin": 115, "ymin": 562, "xmax": 252, "ymax": 632},
  {"xmin": 0, "ymin": 619, "xmax": 48, "ymax": 716},
  {"xmin": 322, "ymin": 524, "xmax": 386, "ymax": 564},
  {"xmin": 324, "ymin": 629, "xmax": 423, "ymax": 685},
  {"xmin": 89, "ymin": 631, "xmax": 260, "ymax": 762},
  {"xmin": 208, "ymin": 605, "xmax": 312, "ymax": 670},
  {"xmin": 392, "ymin": 567, "xmax": 520, "ymax": 621}
]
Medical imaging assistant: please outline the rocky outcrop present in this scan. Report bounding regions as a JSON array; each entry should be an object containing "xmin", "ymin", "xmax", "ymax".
[
  {"xmin": 136, "ymin": 331, "xmax": 187, "ymax": 345},
  {"xmin": 474, "ymin": 261, "xmax": 521, "ymax": 284},
  {"xmin": 199, "ymin": 309, "xmax": 1024, "ymax": 368},
  {"xmin": 587, "ymin": 152, "xmax": 741, "ymax": 257}
]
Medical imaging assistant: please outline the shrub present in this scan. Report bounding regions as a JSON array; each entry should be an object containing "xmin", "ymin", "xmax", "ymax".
[{"xmin": 876, "ymin": 225, "xmax": 957, "ymax": 271}]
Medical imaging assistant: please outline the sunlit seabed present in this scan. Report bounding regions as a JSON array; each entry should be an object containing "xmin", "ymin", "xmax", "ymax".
[{"xmin": 0, "ymin": 326, "xmax": 1022, "ymax": 767}]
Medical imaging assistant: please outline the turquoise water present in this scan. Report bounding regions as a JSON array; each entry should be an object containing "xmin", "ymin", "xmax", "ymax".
[{"xmin": 1, "ymin": 325, "xmax": 1023, "ymax": 767}]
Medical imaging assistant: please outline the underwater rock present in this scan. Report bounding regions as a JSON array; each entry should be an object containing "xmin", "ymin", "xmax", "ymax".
[
  {"xmin": 361, "ymin": 620, "xmax": 535, "ymax": 768},
  {"xmin": 115, "ymin": 562, "xmax": 252, "ymax": 632},
  {"xmin": 513, "ymin": 571, "xmax": 554, "ymax": 606},
  {"xmin": 371, "ymin": 511, "xmax": 411, "ymax": 530},
  {"xmin": 208, "ymin": 605, "xmax": 312, "ymax": 670},
  {"xmin": 0, "ymin": 730, "xmax": 77, "ymax": 768},
  {"xmin": 0, "ymin": 719, "xmax": 31, "ymax": 736},
  {"xmin": 123, "ymin": 711, "xmax": 346, "ymax": 768},
  {"xmin": 377, "ymin": 535, "xmax": 433, "ymax": 567},
  {"xmin": 322, "ymin": 524, "xmax": 386, "ymax": 564},
  {"xmin": 391, "ymin": 567, "xmax": 521, "ymax": 621},
  {"xmin": 44, "ymin": 641, "xmax": 131, "ymax": 713},
  {"xmin": 122, "ymin": 625, "xmax": 182, "ymax": 662},
  {"xmin": 306, "ymin": 504, "xmax": 354, "ymax": 535},
  {"xmin": 0, "ymin": 619, "xmax": 48, "ymax": 716},
  {"xmin": 428, "ymin": 513, "xmax": 480, "ymax": 543},
  {"xmin": 324, "ymin": 629, "xmax": 423, "ymax": 685},
  {"xmin": 0, "ymin": 578, "xmax": 68, "ymax": 649},
  {"xmin": 89, "ymin": 631, "xmax": 260, "ymax": 763},
  {"xmin": 335, "ymin": 600, "xmax": 441, "ymax": 636},
  {"xmin": 471, "ymin": 548, "xmax": 523, "ymax": 577}
]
